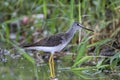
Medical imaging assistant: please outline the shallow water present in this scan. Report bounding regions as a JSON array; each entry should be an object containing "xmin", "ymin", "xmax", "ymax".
[{"xmin": 0, "ymin": 51, "xmax": 120, "ymax": 80}]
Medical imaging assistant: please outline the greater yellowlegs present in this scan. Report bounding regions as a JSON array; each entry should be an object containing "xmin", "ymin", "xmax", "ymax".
[{"xmin": 24, "ymin": 22, "xmax": 93, "ymax": 79}]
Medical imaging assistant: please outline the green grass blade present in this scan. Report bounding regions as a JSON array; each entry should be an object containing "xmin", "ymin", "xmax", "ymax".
[
  {"xmin": 70, "ymin": 0, "xmax": 74, "ymax": 22},
  {"xmin": 87, "ymin": 38, "xmax": 112, "ymax": 48},
  {"xmin": 110, "ymin": 51, "xmax": 120, "ymax": 68},
  {"xmin": 71, "ymin": 66, "xmax": 97, "ymax": 71},
  {"xmin": 9, "ymin": 41, "xmax": 35, "ymax": 64},
  {"xmin": 72, "ymin": 56, "xmax": 92, "ymax": 68},
  {"xmin": 78, "ymin": 0, "xmax": 81, "ymax": 23},
  {"xmin": 43, "ymin": 0, "xmax": 47, "ymax": 18}
]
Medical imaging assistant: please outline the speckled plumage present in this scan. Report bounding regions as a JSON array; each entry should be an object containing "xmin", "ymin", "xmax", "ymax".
[{"xmin": 24, "ymin": 33, "xmax": 69, "ymax": 47}]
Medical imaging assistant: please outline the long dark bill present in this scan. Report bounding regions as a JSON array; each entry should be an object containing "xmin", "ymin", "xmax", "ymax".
[{"xmin": 81, "ymin": 26, "xmax": 94, "ymax": 32}]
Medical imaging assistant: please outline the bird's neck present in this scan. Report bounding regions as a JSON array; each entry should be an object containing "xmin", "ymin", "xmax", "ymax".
[
  {"xmin": 66, "ymin": 26, "xmax": 77, "ymax": 36},
  {"xmin": 65, "ymin": 26, "xmax": 77, "ymax": 41}
]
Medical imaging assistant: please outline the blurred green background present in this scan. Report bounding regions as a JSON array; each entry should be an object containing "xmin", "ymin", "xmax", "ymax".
[{"xmin": 0, "ymin": 0, "xmax": 120, "ymax": 80}]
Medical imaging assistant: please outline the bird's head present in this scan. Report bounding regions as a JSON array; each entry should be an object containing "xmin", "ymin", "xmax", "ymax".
[{"xmin": 72, "ymin": 22, "xmax": 94, "ymax": 32}]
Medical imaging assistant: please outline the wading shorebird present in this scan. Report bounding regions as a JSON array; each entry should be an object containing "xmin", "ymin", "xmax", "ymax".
[{"xmin": 24, "ymin": 22, "xmax": 93, "ymax": 79}]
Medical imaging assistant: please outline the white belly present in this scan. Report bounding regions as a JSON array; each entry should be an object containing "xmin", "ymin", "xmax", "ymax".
[{"xmin": 25, "ymin": 43, "xmax": 68, "ymax": 54}]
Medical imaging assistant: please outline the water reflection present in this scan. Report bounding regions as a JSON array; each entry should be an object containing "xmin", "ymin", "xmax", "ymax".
[{"xmin": 0, "ymin": 49, "xmax": 120, "ymax": 80}]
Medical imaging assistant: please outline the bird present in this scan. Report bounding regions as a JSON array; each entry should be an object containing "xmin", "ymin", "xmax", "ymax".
[{"xmin": 23, "ymin": 22, "xmax": 93, "ymax": 79}]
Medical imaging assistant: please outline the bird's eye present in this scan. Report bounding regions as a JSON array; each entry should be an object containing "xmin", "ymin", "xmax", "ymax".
[{"xmin": 77, "ymin": 23, "xmax": 80, "ymax": 26}]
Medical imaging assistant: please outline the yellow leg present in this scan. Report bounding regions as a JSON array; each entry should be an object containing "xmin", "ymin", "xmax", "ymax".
[
  {"xmin": 49, "ymin": 54, "xmax": 55, "ymax": 78},
  {"xmin": 51, "ymin": 54, "xmax": 55, "ymax": 77},
  {"xmin": 49, "ymin": 54, "xmax": 53, "ymax": 77}
]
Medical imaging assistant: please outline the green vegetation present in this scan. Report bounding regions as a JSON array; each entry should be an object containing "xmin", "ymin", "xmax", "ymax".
[{"xmin": 0, "ymin": 0, "xmax": 120, "ymax": 80}]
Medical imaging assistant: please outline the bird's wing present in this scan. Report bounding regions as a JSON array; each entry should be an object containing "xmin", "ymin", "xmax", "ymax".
[{"xmin": 23, "ymin": 33, "xmax": 68, "ymax": 47}]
